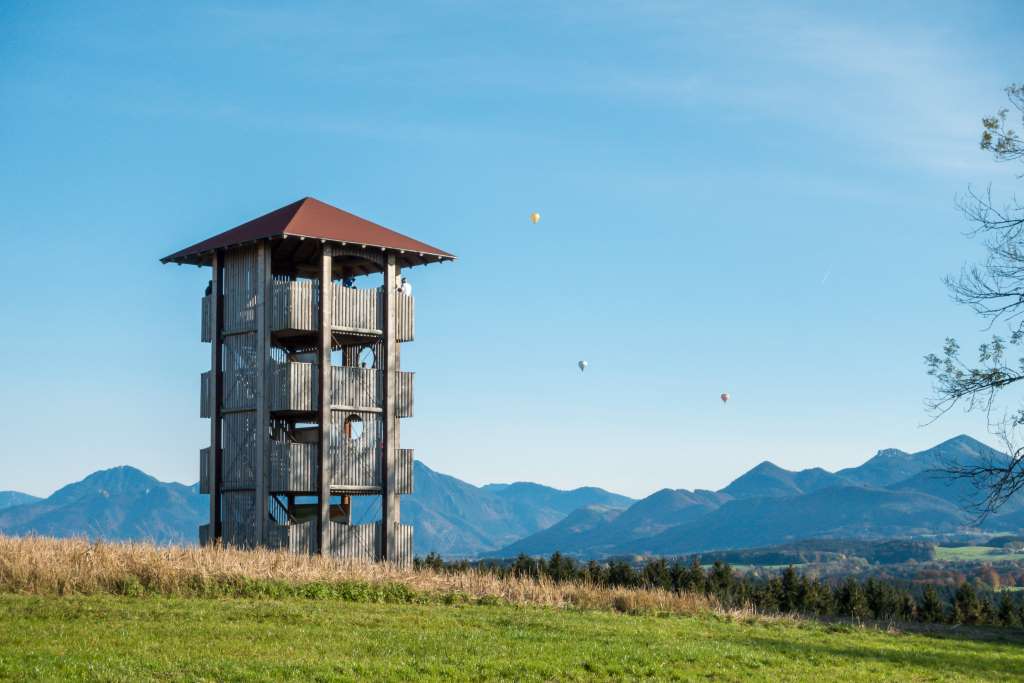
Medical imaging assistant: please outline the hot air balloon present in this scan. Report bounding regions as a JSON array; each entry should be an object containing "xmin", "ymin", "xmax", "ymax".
[
  {"xmin": 578, "ymin": 360, "xmax": 588, "ymax": 372},
  {"xmin": 720, "ymin": 392, "xmax": 730, "ymax": 404},
  {"xmin": 530, "ymin": 212, "xmax": 541, "ymax": 224}
]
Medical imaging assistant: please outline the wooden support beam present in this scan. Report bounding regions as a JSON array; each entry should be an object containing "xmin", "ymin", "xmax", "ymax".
[
  {"xmin": 381, "ymin": 255, "xmax": 399, "ymax": 561},
  {"xmin": 254, "ymin": 241, "xmax": 271, "ymax": 544},
  {"xmin": 210, "ymin": 250, "xmax": 224, "ymax": 542},
  {"xmin": 317, "ymin": 244, "xmax": 333, "ymax": 554}
]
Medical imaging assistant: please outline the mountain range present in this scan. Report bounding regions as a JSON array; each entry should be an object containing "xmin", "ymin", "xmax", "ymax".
[
  {"xmin": 1, "ymin": 435, "xmax": 1021, "ymax": 558},
  {"xmin": 490, "ymin": 435, "xmax": 1024, "ymax": 558},
  {"xmin": 0, "ymin": 462, "xmax": 633, "ymax": 556}
]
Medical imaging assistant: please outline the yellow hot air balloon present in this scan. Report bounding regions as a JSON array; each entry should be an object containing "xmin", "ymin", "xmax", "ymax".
[{"xmin": 530, "ymin": 212, "xmax": 541, "ymax": 224}]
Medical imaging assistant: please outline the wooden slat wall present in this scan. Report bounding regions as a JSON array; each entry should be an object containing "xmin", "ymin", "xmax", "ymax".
[
  {"xmin": 289, "ymin": 521, "xmax": 316, "ymax": 554},
  {"xmin": 222, "ymin": 412, "xmax": 256, "ymax": 490},
  {"xmin": 325, "ymin": 521, "xmax": 379, "ymax": 562},
  {"xmin": 200, "ymin": 371, "xmax": 211, "ymax": 418},
  {"xmin": 266, "ymin": 522, "xmax": 286, "ymax": 549},
  {"xmin": 223, "ymin": 246, "xmax": 258, "ymax": 334},
  {"xmin": 389, "ymin": 522, "xmax": 413, "ymax": 566},
  {"xmin": 395, "ymin": 449, "xmax": 413, "ymax": 495},
  {"xmin": 222, "ymin": 491, "xmax": 257, "ymax": 548},
  {"xmin": 269, "ymin": 441, "xmax": 317, "ymax": 492},
  {"xmin": 330, "ymin": 366, "xmax": 380, "ymax": 409},
  {"xmin": 266, "ymin": 521, "xmax": 317, "ymax": 555},
  {"xmin": 198, "ymin": 523, "xmax": 210, "ymax": 547},
  {"xmin": 328, "ymin": 412, "xmax": 383, "ymax": 488},
  {"xmin": 396, "ymin": 293, "xmax": 414, "ymax": 342},
  {"xmin": 199, "ymin": 447, "xmax": 211, "ymax": 494},
  {"xmin": 396, "ymin": 371, "xmax": 414, "ymax": 418},
  {"xmin": 201, "ymin": 294, "xmax": 213, "ymax": 343},
  {"xmin": 223, "ymin": 334, "xmax": 258, "ymax": 411},
  {"xmin": 270, "ymin": 280, "xmax": 318, "ymax": 332},
  {"xmin": 270, "ymin": 361, "xmax": 317, "ymax": 412},
  {"xmin": 331, "ymin": 285, "xmax": 381, "ymax": 333}
]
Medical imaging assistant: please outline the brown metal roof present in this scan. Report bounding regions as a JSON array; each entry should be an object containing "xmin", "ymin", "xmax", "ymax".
[{"xmin": 161, "ymin": 197, "xmax": 456, "ymax": 267}]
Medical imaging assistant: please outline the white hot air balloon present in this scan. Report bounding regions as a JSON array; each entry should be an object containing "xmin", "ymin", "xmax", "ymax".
[
  {"xmin": 578, "ymin": 360, "xmax": 588, "ymax": 372},
  {"xmin": 720, "ymin": 392, "xmax": 730, "ymax": 404}
]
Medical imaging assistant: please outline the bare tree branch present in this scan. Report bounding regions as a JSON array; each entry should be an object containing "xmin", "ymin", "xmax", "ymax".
[{"xmin": 926, "ymin": 83, "xmax": 1024, "ymax": 515}]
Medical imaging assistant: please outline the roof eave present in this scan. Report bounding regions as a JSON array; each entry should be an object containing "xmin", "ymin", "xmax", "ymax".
[{"xmin": 160, "ymin": 240, "xmax": 456, "ymax": 267}]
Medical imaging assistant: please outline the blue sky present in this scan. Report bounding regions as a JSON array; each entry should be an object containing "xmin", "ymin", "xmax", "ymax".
[{"xmin": 1, "ymin": 1, "xmax": 1022, "ymax": 498}]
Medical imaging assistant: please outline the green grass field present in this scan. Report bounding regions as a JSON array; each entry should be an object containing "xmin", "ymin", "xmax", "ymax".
[
  {"xmin": 2, "ymin": 594, "xmax": 1022, "ymax": 682},
  {"xmin": 935, "ymin": 546, "xmax": 1024, "ymax": 562}
]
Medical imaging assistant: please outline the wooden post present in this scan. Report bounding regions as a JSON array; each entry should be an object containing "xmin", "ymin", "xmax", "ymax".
[
  {"xmin": 210, "ymin": 250, "xmax": 224, "ymax": 541},
  {"xmin": 254, "ymin": 242, "xmax": 271, "ymax": 543},
  {"xmin": 317, "ymin": 244, "xmax": 333, "ymax": 554},
  {"xmin": 381, "ymin": 255, "xmax": 399, "ymax": 561}
]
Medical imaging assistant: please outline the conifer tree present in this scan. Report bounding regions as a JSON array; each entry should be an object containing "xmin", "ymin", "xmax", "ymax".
[
  {"xmin": 954, "ymin": 582, "xmax": 984, "ymax": 624},
  {"xmin": 997, "ymin": 593, "xmax": 1020, "ymax": 627},
  {"xmin": 779, "ymin": 566, "xmax": 801, "ymax": 613},
  {"xmin": 920, "ymin": 585, "xmax": 946, "ymax": 623},
  {"xmin": 838, "ymin": 578, "xmax": 870, "ymax": 620}
]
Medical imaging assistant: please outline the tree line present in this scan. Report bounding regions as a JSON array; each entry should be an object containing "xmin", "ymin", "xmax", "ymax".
[{"xmin": 415, "ymin": 552, "xmax": 1024, "ymax": 628}]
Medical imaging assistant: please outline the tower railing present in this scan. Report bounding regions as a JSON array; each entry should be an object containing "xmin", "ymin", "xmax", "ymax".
[
  {"xmin": 322, "ymin": 521, "xmax": 413, "ymax": 564},
  {"xmin": 270, "ymin": 361, "xmax": 318, "ymax": 412},
  {"xmin": 395, "ymin": 448, "xmax": 414, "ymax": 495},
  {"xmin": 201, "ymin": 294, "xmax": 213, "ymax": 342},
  {"xmin": 268, "ymin": 282, "xmax": 414, "ymax": 340},
  {"xmin": 332, "ymin": 284, "xmax": 382, "ymax": 334},
  {"xmin": 200, "ymin": 371, "xmax": 212, "ymax": 418},
  {"xmin": 270, "ymin": 280, "xmax": 318, "ymax": 333},
  {"xmin": 396, "ymin": 291, "xmax": 414, "ymax": 342},
  {"xmin": 267, "ymin": 519, "xmax": 317, "ymax": 555},
  {"xmin": 327, "ymin": 413, "xmax": 380, "ymax": 489},
  {"xmin": 269, "ymin": 440, "xmax": 317, "ymax": 492},
  {"xmin": 387, "ymin": 522, "xmax": 414, "ymax": 566},
  {"xmin": 397, "ymin": 371, "xmax": 414, "ymax": 418},
  {"xmin": 199, "ymin": 447, "xmax": 211, "ymax": 494},
  {"xmin": 325, "ymin": 520, "xmax": 380, "ymax": 561},
  {"xmin": 330, "ymin": 366, "xmax": 380, "ymax": 410}
]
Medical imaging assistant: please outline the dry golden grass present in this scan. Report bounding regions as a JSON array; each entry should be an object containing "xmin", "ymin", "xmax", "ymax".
[{"xmin": 0, "ymin": 534, "xmax": 716, "ymax": 616}]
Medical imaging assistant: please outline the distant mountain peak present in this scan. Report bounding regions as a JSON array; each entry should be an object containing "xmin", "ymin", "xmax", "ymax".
[
  {"xmin": 0, "ymin": 491, "xmax": 41, "ymax": 511},
  {"xmin": 0, "ymin": 465, "xmax": 207, "ymax": 545},
  {"xmin": 943, "ymin": 433, "xmax": 983, "ymax": 446},
  {"xmin": 872, "ymin": 448, "xmax": 911, "ymax": 459},
  {"xmin": 48, "ymin": 465, "xmax": 165, "ymax": 504}
]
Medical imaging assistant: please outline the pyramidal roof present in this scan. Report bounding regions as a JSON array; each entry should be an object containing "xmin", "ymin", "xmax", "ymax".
[{"xmin": 161, "ymin": 197, "xmax": 455, "ymax": 267}]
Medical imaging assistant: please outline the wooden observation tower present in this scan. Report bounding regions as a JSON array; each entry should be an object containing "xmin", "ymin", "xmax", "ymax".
[{"xmin": 162, "ymin": 197, "xmax": 454, "ymax": 564}]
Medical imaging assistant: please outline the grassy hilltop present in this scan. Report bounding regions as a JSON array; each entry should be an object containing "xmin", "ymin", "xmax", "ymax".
[
  {"xmin": 1, "ymin": 536, "xmax": 1022, "ymax": 681},
  {"xmin": 5, "ymin": 594, "xmax": 1024, "ymax": 681}
]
